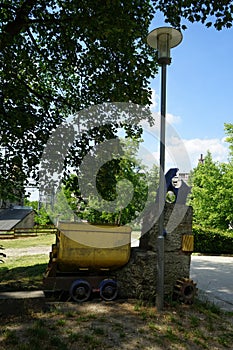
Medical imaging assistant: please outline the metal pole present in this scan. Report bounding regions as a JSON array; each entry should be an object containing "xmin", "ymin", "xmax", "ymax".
[{"xmin": 156, "ymin": 62, "xmax": 167, "ymax": 311}]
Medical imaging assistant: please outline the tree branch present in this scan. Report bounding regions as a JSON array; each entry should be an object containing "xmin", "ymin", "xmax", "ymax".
[
  {"xmin": 0, "ymin": 0, "xmax": 38, "ymax": 51},
  {"xmin": 26, "ymin": 27, "xmax": 43, "ymax": 56}
]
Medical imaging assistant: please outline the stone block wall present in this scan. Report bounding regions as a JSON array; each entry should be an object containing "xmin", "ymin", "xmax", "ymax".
[{"xmin": 115, "ymin": 202, "xmax": 193, "ymax": 300}]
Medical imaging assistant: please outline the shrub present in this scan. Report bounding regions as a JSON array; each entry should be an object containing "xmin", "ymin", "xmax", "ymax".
[{"xmin": 193, "ymin": 225, "xmax": 233, "ymax": 254}]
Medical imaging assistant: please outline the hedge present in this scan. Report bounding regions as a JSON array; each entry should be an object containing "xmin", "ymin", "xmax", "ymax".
[{"xmin": 193, "ymin": 225, "xmax": 233, "ymax": 255}]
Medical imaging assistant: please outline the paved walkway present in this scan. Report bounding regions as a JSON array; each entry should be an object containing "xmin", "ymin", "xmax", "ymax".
[{"xmin": 190, "ymin": 255, "xmax": 233, "ymax": 312}]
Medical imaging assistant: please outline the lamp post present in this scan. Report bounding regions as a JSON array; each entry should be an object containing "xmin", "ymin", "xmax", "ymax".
[{"xmin": 147, "ymin": 27, "xmax": 183, "ymax": 310}]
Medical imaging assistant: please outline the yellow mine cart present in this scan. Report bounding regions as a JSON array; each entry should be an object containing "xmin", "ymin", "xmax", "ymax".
[
  {"xmin": 56, "ymin": 222, "xmax": 131, "ymax": 271},
  {"xmin": 43, "ymin": 222, "xmax": 132, "ymax": 302}
]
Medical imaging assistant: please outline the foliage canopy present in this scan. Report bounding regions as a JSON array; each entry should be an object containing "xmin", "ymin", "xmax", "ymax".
[
  {"xmin": 224, "ymin": 123, "xmax": 233, "ymax": 159},
  {"xmin": 190, "ymin": 124, "xmax": 233, "ymax": 230},
  {"xmin": 154, "ymin": 0, "xmax": 233, "ymax": 30},
  {"xmin": 0, "ymin": 0, "xmax": 157, "ymax": 204},
  {"xmin": 1, "ymin": 1, "xmax": 233, "ymax": 206}
]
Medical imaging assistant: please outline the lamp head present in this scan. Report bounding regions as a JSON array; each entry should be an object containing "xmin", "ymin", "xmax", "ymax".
[{"xmin": 147, "ymin": 27, "xmax": 183, "ymax": 65}]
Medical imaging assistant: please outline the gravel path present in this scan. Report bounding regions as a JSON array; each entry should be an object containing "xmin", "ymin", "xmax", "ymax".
[{"xmin": 5, "ymin": 246, "xmax": 51, "ymax": 257}]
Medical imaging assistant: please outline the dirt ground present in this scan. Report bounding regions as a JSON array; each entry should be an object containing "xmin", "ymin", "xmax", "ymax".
[
  {"xmin": 1, "ymin": 297, "xmax": 233, "ymax": 350},
  {"xmin": 1, "ymin": 245, "xmax": 233, "ymax": 350}
]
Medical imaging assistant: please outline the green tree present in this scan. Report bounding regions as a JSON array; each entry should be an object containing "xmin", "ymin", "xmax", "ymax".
[
  {"xmin": 24, "ymin": 198, "xmax": 52, "ymax": 225},
  {"xmin": 2, "ymin": 1, "xmax": 233, "ymax": 205},
  {"xmin": 0, "ymin": 0, "xmax": 157, "ymax": 204},
  {"xmin": 63, "ymin": 139, "xmax": 159, "ymax": 226},
  {"xmin": 217, "ymin": 162, "xmax": 233, "ymax": 227},
  {"xmin": 189, "ymin": 151, "xmax": 224, "ymax": 228},
  {"xmin": 222, "ymin": 123, "xmax": 233, "ymax": 227},
  {"xmin": 224, "ymin": 123, "xmax": 233, "ymax": 159},
  {"xmin": 154, "ymin": 0, "xmax": 233, "ymax": 30},
  {"xmin": 190, "ymin": 150, "xmax": 233, "ymax": 230}
]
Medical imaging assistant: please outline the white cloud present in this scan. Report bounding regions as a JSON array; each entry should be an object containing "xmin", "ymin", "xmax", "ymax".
[
  {"xmin": 161, "ymin": 137, "xmax": 229, "ymax": 172},
  {"xmin": 141, "ymin": 111, "xmax": 182, "ymax": 137},
  {"xmin": 150, "ymin": 88, "xmax": 181, "ymax": 126},
  {"xmin": 132, "ymin": 102, "xmax": 230, "ymax": 173},
  {"xmin": 166, "ymin": 113, "xmax": 181, "ymax": 125},
  {"xmin": 146, "ymin": 136, "xmax": 229, "ymax": 173},
  {"xmin": 150, "ymin": 88, "xmax": 159, "ymax": 110},
  {"xmin": 183, "ymin": 138, "xmax": 229, "ymax": 168},
  {"xmin": 148, "ymin": 89, "xmax": 229, "ymax": 167}
]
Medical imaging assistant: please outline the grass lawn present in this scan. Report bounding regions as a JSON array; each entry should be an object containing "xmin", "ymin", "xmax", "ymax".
[
  {"xmin": 1, "ymin": 234, "xmax": 55, "ymax": 249},
  {"xmin": 0, "ymin": 235, "xmax": 55, "ymax": 291},
  {"xmin": 0, "ymin": 254, "xmax": 49, "ymax": 291}
]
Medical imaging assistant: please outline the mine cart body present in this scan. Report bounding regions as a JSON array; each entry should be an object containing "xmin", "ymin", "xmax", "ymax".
[{"xmin": 43, "ymin": 222, "xmax": 132, "ymax": 301}]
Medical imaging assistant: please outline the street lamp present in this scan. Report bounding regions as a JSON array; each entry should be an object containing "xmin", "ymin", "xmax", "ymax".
[{"xmin": 147, "ymin": 27, "xmax": 183, "ymax": 310}]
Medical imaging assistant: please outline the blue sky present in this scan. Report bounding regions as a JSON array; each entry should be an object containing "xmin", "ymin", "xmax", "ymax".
[{"xmin": 146, "ymin": 13, "xmax": 233, "ymax": 171}]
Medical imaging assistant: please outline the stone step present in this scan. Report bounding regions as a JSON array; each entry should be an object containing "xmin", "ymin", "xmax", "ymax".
[{"xmin": 0, "ymin": 290, "xmax": 46, "ymax": 317}]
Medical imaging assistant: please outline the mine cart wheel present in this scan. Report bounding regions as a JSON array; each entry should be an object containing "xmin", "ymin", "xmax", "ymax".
[
  {"xmin": 69, "ymin": 279, "xmax": 91, "ymax": 302},
  {"xmin": 173, "ymin": 278, "xmax": 198, "ymax": 304},
  {"xmin": 100, "ymin": 279, "xmax": 118, "ymax": 301}
]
